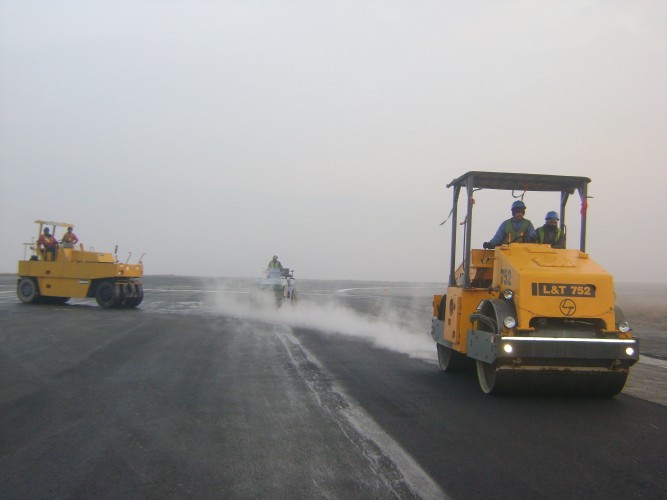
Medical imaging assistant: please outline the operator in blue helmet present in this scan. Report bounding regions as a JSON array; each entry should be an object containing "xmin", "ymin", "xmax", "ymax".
[
  {"xmin": 536, "ymin": 211, "xmax": 566, "ymax": 249},
  {"xmin": 483, "ymin": 200, "xmax": 537, "ymax": 249}
]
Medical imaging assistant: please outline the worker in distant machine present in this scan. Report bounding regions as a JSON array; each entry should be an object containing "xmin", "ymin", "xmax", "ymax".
[
  {"xmin": 37, "ymin": 227, "xmax": 58, "ymax": 261},
  {"xmin": 60, "ymin": 226, "xmax": 79, "ymax": 248},
  {"xmin": 483, "ymin": 200, "xmax": 537, "ymax": 249},
  {"xmin": 267, "ymin": 255, "xmax": 283, "ymax": 270},
  {"xmin": 537, "ymin": 211, "xmax": 566, "ymax": 249}
]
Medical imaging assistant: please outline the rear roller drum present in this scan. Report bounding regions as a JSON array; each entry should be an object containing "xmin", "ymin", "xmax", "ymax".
[{"xmin": 437, "ymin": 344, "xmax": 468, "ymax": 372}]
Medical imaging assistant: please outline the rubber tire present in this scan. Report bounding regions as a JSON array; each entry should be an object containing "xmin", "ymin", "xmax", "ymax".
[
  {"xmin": 95, "ymin": 281, "xmax": 117, "ymax": 308},
  {"xmin": 17, "ymin": 278, "xmax": 38, "ymax": 303},
  {"xmin": 437, "ymin": 344, "xmax": 467, "ymax": 372},
  {"xmin": 125, "ymin": 289, "xmax": 144, "ymax": 308}
]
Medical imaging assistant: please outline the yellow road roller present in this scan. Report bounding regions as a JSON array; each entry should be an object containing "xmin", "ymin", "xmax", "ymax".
[
  {"xmin": 431, "ymin": 172, "xmax": 638, "ymax": 395},
  {"xmin": 17, "ymin": 220, "xmax": 144, "ymax": 308}
]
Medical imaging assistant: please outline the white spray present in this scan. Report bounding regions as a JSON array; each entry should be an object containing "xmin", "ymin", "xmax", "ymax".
[{"xmin": 207, "ymin": 286, "xmax": 437, "ymax": 363}]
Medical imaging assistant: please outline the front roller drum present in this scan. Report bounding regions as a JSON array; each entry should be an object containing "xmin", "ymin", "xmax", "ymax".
[
  {"xmin": 471, "ymin": 299, "xmax": 631, "ymax": 397},
  {"xmin": 476, "ymin": 361, "xmax": 629, "ymax": 396}
]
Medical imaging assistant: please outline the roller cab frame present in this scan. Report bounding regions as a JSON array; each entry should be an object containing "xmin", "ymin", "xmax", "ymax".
[
  {"xmin": 17, "ymin": 220, "xmax": 145, "ymax": 308},
  {"xmin": 431, "ymin": 172, "xmax": 639, "ymax": 395}
]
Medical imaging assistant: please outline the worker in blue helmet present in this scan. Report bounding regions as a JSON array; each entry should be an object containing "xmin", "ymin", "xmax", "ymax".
[
  {"xmin": 536, "ymin": 211, "xmax": 566, "ymax": 249},
  {"xmin": 483, "ymin": 200, "xmax": 537, "ymax": 249}
]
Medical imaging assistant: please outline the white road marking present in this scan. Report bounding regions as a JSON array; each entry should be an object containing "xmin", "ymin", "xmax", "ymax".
[{"xmin": 277, "ymin": 327, "xmax": 448, "ymax": 500}]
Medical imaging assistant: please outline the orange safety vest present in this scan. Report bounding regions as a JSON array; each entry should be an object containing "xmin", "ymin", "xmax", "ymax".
[{"xmin": 40, "ymin": 235, "xmax": 57, "ymax": 248}]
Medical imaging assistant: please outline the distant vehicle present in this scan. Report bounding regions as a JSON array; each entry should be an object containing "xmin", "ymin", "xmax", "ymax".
[
  {"xmin": 253, "ymin": 267, "xmax": 296, "ymax": 306},
  {"xmin": 431, "ymin": 172, "xmax": 639, "ymax": 396},
  {"xmin": 17, "ymin": 220, "xmax": 144, "ymax": 308}
]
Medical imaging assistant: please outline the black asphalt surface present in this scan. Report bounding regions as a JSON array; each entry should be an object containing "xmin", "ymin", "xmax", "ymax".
[{"xmin": 1, "ymin": 275, "xmax": 665, "ymax": 499}]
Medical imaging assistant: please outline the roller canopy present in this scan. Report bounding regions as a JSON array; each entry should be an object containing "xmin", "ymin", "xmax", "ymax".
[
  {"xmin": 34, "ymin": 220, "xmax": 74, "ymax": 228},
  {"xmin": 447, "ymin": 171, "xmax": 590, "ymax": 194}
]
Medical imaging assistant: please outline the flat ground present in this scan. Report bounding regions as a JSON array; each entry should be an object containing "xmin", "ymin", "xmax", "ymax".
[{"xmin": 1, "ymin": 275, "xmax": 665, "ymax": 499}]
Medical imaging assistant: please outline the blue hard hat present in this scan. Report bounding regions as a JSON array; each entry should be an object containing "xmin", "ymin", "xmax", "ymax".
[
  {"xmin": 511, "ymin": 200, "xmax": 526, "ymax": 211},
  {"xmin": 545, "ymin": 211, "xmax": 559, "ymax": 220}
]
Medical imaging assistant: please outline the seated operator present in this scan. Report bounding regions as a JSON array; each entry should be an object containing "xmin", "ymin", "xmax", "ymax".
[
  {"xmin": 536, "ymin": 211, "xmax": 566, "ymax": 249},
  {"xmin": 483, "ymin": 200, "xmax": 537, "ymax": 249}
]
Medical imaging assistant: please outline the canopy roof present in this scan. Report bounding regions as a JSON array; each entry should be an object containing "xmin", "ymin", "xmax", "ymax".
[
  {"xmin": 34, "ymin": 220, "xmax": 74, "ymax": 228},
  {"xmin": 446, "ymin": 171, "xmax": 590, "ymax": 194}
]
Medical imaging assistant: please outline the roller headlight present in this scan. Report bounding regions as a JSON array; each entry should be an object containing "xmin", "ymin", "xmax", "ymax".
[
  {"xmin": 625, "ymin": 347, "xmax": 635, "ymax": 356},
  {"xmin": 501, "ymin": 289, "xmax": 514, "ymax": 300},
  {"xmin": 503, "ymin": 344, "xmax": 513, "ymax": 353},
  {"xmin": 618, "ymin": 321, "xmax": 631, "ymax": 333},
  {"xmin": 503, "ymin": 316, "xmax": 517, "ymax": 329}
]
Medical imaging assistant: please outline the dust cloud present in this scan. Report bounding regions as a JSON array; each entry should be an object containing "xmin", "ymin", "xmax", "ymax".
[
  {"xmin": 616, "ymin": 298, "xmax": 667, "ymax": 331},
  {"xmin": 207, "ymin": 287, "xmax": 437, "ymax": 362},
  {"xmin": 615, "ymin": 283, "xmax": 667, "ymax": 331},
  {"xmin": 201, "ymin": 280, "xmax": 666, "ymax": 362}
]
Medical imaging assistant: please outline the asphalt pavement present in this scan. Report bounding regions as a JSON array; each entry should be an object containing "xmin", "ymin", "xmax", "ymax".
[{"xmin": 0, "ymin": 275, "xmax": 665, "ymax": 499}]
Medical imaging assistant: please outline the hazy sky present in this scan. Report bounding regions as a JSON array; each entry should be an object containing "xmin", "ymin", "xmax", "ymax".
[{"xmin": 1, "ymin": 1, "xmax": 666, "ymax": 283}]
